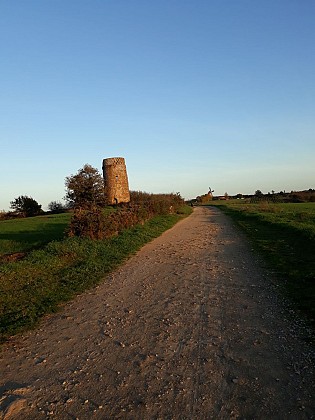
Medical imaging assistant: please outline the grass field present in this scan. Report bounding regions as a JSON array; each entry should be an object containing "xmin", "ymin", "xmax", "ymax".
[
  {"xmin": 0, "ymin": 207, "xmax": 118, "ymax": 257},
  {"xmin": 218, "ymin": 201, "xmax": 315, "ymax": 237},
  {"xmin": 212, "ymin": 201, "xmax": 315, "ymax": 330},
  {"xmin": 0, "ymin": 213, "xmax": 71, "ymax": 256},
  {"xmin": 0, "ymin": 206, "xmax": 192, "ymax": 342}
]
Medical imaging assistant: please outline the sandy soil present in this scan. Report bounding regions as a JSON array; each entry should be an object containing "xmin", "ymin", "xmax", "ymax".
[{"xmin": 0, "ymin": 206, "xmax": 314, "ymax": 419}]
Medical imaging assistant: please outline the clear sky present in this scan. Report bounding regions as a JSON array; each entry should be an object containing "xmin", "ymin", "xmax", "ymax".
[{"xmin": 1, "ymin": 0, "xmax": 314, "ymax": 210}]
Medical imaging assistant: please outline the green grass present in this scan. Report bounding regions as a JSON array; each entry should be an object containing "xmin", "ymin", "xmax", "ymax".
[
  {"xmin": 0, "ymin": 206, "xmax": 192, "ymax": 342},
  {"xmin": 0, "ymin": 208, "xmax": 117, "ymax": 257},
  {"xmin": 220, "ymin": 201, "xmax": 315, "ymax": 238},
  {"xmin": 211, "ymin": 201, "xmax": 315, "ymax": 329},
  {"xmin": 0, "ymin": 213, "xmax": 71, "ymax": 256}
]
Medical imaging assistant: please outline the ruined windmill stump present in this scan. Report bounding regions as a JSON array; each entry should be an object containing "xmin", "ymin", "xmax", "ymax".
[{"xmin": 102, "ymin": 157, "xmax": 130, "ymax": 205}]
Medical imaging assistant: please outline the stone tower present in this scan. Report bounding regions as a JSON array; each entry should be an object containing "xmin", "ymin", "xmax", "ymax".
[{"xmin": 102, "ymin": 157, "xmax": 130, "ymax": 205}]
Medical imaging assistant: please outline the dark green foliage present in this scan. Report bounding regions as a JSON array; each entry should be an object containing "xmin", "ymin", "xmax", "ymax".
[
  {"xmin": 10, "ymin": 196, "xmax": 42, "ymax": 217},
  {"xmin": 48, "ymin": 201, "xmax": 65, "ymax": 213}
]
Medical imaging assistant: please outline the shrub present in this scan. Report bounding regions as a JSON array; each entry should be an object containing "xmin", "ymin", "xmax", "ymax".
[
  {"xmin": 67, "ymin": 207, "xmax": 106, "ymax": 240},
  {"xmin": 130, "ymin": 191, "xmax": 184, "ymax": 215},
  {"xmin": 0, "ymin": 211, "xmax": 8, "ymax": 220},
  {"xmin": 67, "ymin": 191, "xmax": 185, "ymax": 240},
  {"xmin": 64, "ymin": 164, "xmax": 106, "ymax": 209},
  {"xmin": 48, "ymin": 201, "xmax": 65, "ymax": 213},
  {"xmin": 10, "ymin": 196, "xmax": 42, "ymax": 217}
]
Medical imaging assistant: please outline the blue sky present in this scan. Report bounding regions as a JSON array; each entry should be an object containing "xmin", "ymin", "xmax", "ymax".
[{"xmin": 1, "ymin": 0, "xmax": 314, "ymax": 210}]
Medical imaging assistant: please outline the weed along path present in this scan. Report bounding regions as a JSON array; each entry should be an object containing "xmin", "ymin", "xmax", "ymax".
[{"xmin": 0, "ymin": 207, "xmax": 314, "ymax": 419}]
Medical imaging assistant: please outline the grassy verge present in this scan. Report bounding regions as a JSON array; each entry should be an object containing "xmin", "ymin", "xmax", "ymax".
[
  {"xmin": 0, "ymin": 206, "xmax": 192, "ymax": 342},
  {"xmin": 211, "ymin": 202, "xmax": 315, "ymax": 328}
]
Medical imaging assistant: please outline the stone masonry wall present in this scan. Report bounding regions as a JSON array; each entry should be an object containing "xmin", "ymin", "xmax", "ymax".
[{"xmin": 102, "ymin": 157, "xmax": 130, "ymax": 205}]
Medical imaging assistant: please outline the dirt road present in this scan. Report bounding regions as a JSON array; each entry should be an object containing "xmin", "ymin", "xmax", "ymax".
[{"xmin": 1, "ymin": 207, "xmax": 314, "ymax": 419}]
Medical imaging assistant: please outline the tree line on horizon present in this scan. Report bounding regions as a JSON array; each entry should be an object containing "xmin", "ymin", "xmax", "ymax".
[{"xmin": 194, "ymin": 188, "xmax": 315, "ymax": 205}]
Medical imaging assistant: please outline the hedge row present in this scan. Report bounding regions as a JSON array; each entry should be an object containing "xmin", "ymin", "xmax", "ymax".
[{"xmin": 67, "ymin": 192, "xmax": 184, "ymax": 240}]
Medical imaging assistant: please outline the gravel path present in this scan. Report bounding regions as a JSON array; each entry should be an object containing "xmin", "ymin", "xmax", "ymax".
[{"xmin": 0, "ymin": 206, "xmax": 314, "ymax": 419}]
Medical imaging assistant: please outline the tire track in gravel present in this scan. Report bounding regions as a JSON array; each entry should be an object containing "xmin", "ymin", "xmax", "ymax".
[{"xmin": 0, "ymin": 206, "xmax": 314, "ymax": 419}]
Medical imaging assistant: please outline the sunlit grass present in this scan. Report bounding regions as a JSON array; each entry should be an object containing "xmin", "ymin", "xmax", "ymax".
[{"xmin": 212, "ymin": 201, "xmax": 315, "ymax": 331}]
